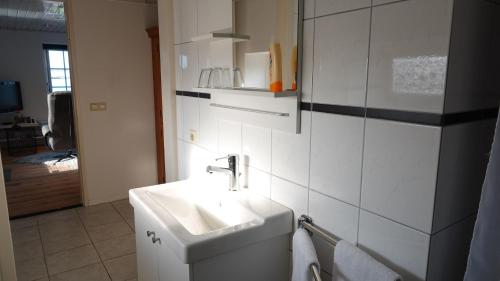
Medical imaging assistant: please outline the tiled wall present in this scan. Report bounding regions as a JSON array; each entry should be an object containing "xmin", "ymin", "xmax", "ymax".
[{"xmin": 173, "ymin": 0, "xmax": 500, "ymax": 280}]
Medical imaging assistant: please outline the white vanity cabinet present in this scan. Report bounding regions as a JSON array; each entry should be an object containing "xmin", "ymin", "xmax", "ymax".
[
  {"xmin": 135, "ymin": 208, "xmax": 191, "ymax": 281},
  {"xmin": 133, "ymin": 193, "xmax": 291, "ymax": 281}
]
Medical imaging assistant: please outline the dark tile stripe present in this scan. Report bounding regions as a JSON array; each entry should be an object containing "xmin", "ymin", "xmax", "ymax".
[
  {"xmin": 366, "ymin": 108, "xmax": 442, "ymax": 126},
  {"xmin": 199, "ymin": 92, "xmax": 211, "ymax": 99},
  {"xmin": 300, "ymin": 102, "xmax": 312, "ymax": 111},
  {"xmin": 313, "ymin": 103, "xmax": 365, "ymax": 118},
  {"xmin": 176, "ymin": 91, "xmax": 211, "ymax": 99},
  {"xmin": 441, "ymin": 108, "xmax": 499, "ymax": 126},
  {"xmin": 300, "ymin": 102, "xmax": 498, "ymax": 126},
  {"xmin": 182, "ymin": 91, "xmax": 199, "ymax": 98}
]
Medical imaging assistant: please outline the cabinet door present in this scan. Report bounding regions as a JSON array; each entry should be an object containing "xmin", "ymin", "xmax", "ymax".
[
  {"xmin": 196, "ymin": 0, "xmax": 233, "ymax": 35},
  {"xmin": 157, "ymin": 241, "xmax": 191, "ymax": 281},
  {"xmin": 135, "ymin": 209, "xmax": 160, "ymax": 281},
  {"xmin": 173, "ymin": 0, "xmax": 198, "ymax": 44}
]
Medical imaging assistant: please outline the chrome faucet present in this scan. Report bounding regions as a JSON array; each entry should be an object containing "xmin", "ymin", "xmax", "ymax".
[{"xmin": 206, "ymin": 154, "xmax": 240, "ymax": 191}]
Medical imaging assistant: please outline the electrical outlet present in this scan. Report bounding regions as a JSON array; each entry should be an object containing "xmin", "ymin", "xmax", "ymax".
[
  {"xmin": 189, "ymin": 130, "xmax": 198, "ymax": 143},
  {"xmin": 90, "ymin": 102, "xmax": 107, "ymax": 111}
]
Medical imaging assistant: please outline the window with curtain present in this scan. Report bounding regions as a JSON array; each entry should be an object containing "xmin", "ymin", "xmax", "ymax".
[{"xmin": 44, "ymin": 44, "xmax": 71, "ymax": 92}]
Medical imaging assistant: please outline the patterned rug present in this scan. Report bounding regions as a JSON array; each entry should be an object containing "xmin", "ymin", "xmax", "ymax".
[{"xmin": 15, "ymin": 151, "xmax": 77, "ymax": 166}]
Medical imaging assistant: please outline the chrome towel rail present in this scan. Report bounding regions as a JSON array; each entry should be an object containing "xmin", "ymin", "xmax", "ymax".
[
  {"xmin": 209, "ymin": 103, "xmax": 290, "ymax": 117},
  {"xmin": 298, "ymin": 215, "xmax": 340, "ymax": 281}
]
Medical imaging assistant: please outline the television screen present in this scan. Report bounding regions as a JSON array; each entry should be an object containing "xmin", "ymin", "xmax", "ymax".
[{"xmin": 0, "ymin": 81, "xmax": 23, "ymax": 113}]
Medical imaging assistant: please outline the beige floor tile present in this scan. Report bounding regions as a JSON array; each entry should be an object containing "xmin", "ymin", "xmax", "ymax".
[
  {"xmin": 50, "ymin": 263, "xmax": 111, "ymax": 281},
  {"xmin": 16, "ymin": 257, "xmax": 48, "ymax": 281},
  {"xmin": 87, "ymin": 221, "xmax": 132, "ymax": 243},
  {"xmin": 37, "ymin": 209, "xmax": 79, "ymax": 225},
  {"xmin": 14, "ymin": 239, "xmax": 44, "ymax": 262},
  {"xmin": 45, "ymin": 245, "xmax": 99, "ymax": 275},
  {"xmin": 10, "ymin": 217, "xmax": 37, "ymax": 230},
  {"xmin": 39, "ymin": 219, "xmax": 86, "ymax": 242},
  {"xmin": 104, "ymin": 254, "xmax": 137, "ymax": 281},
  {"xmin": 94, "ymin": 234, "xmax": 136, "ymax": 261},
  {"xmin": 125, "ymin": 217, "xmax": 135, "ymax": 231},
  {"xmin": 11, "ymin": 225, "xmax": 40, "ymax": 245},
  {"xmin": 42, "ymin": 230, "xmax": 91, "ymax": 255},
  {"xmin": 77, "ymin": 203, "xmax": 114, "ymax": 216},
  {"xmin": 79, "ymin": 209, "xmax": 124, "ymax": 228},
  {"xmin": 112, "ymin": 200, "xmax": 134, "ymax": 219}
]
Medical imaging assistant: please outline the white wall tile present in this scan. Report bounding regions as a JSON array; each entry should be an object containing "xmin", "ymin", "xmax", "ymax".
[
  {"xmin": 310, "ymin": 113, "xmax": 364, "ymax": 206},
  {"xmin": 178, "ymin": 42, "xmax": 199, "ymax": 91},
  {"xmin": 358, "ymin": 211, "xmax": 430, "ymax": 281},
  {"xmin": 309, "ymin": 191, "xmax": 359, "ymax": 244},
  {"xmin": 302, "ymin": 19, "xmax": 314, "ymax": 103},
  {"xmin": 315, "ymin": 0, "xmax": 371, "ymax": 17},
  {"xmin": 367, "ymin": 0, "xmax": 453, "ymax": 113},
  {"xmin": 444, "ymin": 0, "xmax": 500, "ymax": 113},
  {"xmin": 242, "ymin": 124, "xmax": 271, "ymax": 172},
  {"xmin": 427, "ymin": 216, "xmax": 475, "ymax": 281},
  {"xmin": 313, "ymin": 10, "xmax": 370, "ymax": 107},
  {"xmin": 174, "ymin": 45, "xmax": 182, "ymax": 89},
  {"xmin": 304, "ymin": 0, "xmax": 315, "ymax": 19},
  {"xmin": 218, "ymin": 119, "xmax": 242, "ymax": 156},
  {"xmin": 372, "ymin": 0, "xmax": 400, "ymax": 5},
  {"xmin": 272, "ymin": 111, "xmax": 311, "ymax": 187},
  {"xmin": 184, "ymin": 143, "xmax": 215, "ymax": 179},
  {"xmin": 199, "ymin": 98, "xmax": 218, "ymax": 152},
  {"xmin": 271, "ymin": 176, "xmax": 308, "ymax": 227},
  {"xmin": 176, "ymin": 95, "xmax": 183, "ymax": 140},
  {"xmin": 243, "ymin": 166, "xmax": 272, "ymax": 198},
  {"xmin": 361, "ymin": 119, "xmax": 441, "ymax": 233},
  {"xmin": 433, "ymin": 120, "xmax": 495, "ymax": 232},
  {"xmin": 181, "ymin": 96, "xmax": 200, "ymax": 143},
  {"xmin": 311, "ymin": 234, "xmax": 335, "ymax": 275},
  {"xmin": 196, "ymin": 0, "xmax": 232, "ymax": 36},
  {"xmin": 177, "ymin": 140, "xmax": 186, "ymax": 180},
  {"xmin": 197, "ymin": 40, "xmax": 234, "ymax": 70}
]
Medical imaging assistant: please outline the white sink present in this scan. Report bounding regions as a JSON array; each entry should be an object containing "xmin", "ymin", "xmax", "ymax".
[
  {"xmin": 129, "ymin": 176, "xmax": 293, "ymax": 263},
  {"xmin": 146, "ymin": 186, "xmax": 259, "ymax": 235}
]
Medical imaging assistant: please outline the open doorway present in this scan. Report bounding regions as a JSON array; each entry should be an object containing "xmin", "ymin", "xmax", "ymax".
[{"xmin": 0, "ymin": 0, "xmax": 81, "ymax": 218}]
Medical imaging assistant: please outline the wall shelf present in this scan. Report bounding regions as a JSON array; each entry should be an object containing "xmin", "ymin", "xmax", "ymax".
[
  {"xmin": 194, "ymin": 88, "xmax": 299, "ymax": 133},
  {"xmin": 191, "ymin": 33, "xmax": 250, "ymax": 43},
  {"xmin": 195, "ymin": 88, "xmax": 296, "ymax": 98}
]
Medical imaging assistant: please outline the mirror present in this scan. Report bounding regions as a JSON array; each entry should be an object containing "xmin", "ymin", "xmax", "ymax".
[
  {"xmin": 196, "ymin": 0, "xmax": 303, "ymax": 94},
  {"xmin": 233, "ymin": 0, "xmax": 300, "ymax": 92}
]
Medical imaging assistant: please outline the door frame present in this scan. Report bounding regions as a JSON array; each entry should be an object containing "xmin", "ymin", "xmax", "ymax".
[
  {"xmin": 147, "ymin": 26, "xmax": 166, "ymax": 184},
  {"xmin": 0, "ymin": 151, "xmax": 17, "ymax": 281}
]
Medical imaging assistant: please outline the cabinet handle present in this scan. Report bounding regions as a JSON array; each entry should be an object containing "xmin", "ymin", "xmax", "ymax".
[
  {"xmin": 152, "ymin": 237, "xmax": 161, "ymax": 244},
  {"xmin": 146, "ymin": 231, "xmax": 155, "ymax": 237}
]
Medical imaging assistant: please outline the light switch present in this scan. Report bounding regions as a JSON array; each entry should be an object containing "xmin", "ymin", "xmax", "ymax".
[
  {"xmin": 189, "ymin": 130, "xmax": 198, "ymax": 143},
  {"xmin": 90, "ymin": 102, "xmax": 107, "ymax": 111}
]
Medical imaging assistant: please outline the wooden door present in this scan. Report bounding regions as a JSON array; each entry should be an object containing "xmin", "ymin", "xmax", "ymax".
[{"xmin": 147, "ymin": 26, "xmax": 166, "ymax": 184}]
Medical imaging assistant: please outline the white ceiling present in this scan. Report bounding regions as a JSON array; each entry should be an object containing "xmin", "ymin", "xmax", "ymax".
[
  {"xmin": 0, "ymin": 0, "xmax": 66, "ymax": 33},
  {"xmin": 0, "ymin": 0, "xmax": 157, "ymax": 33}
]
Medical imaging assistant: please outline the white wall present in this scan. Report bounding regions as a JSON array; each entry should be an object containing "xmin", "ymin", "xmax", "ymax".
[
  {"xmin": 67, "ymin": 0, "xmax": 159, "ymax": 205},
  {"xmin": 158, "ymin": 0, "xmax": 179, "ymax": 182},
  {"xmin": 0, "ymin": 29, "xmax": 67, "ymax": 123}
]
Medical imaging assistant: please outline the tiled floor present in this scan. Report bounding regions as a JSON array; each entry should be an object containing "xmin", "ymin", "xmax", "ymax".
[{"xmin": 9, "ymin": 199, "xmax": 137, "ymax": 281}]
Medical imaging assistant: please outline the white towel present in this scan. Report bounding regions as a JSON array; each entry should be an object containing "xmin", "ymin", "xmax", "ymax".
[
  {"xmin": 292, "ymin": 228, "xmax": 320, "ymax": 281},
  {"xmin": 333, "ymin": 240, "xmax": 402, "ymax": 281}
]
